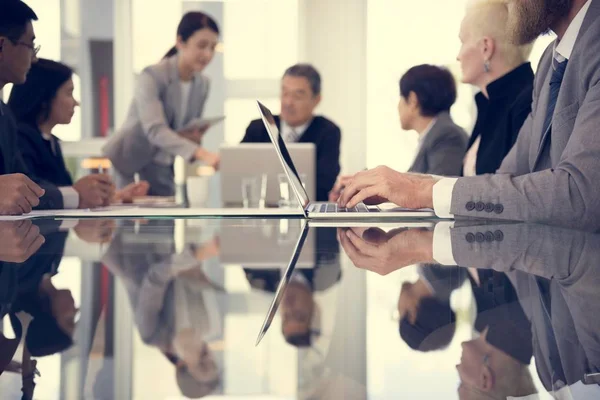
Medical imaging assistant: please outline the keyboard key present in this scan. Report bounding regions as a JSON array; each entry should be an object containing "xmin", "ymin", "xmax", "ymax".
[{"xmin": 355, "ymin": 203, "xmax": 368, "ymax": 212}]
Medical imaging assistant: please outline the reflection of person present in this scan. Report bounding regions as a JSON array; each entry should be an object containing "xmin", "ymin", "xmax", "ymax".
[
  {"xmin": 8, "ymin": 59, "xmax": 147, "ymax": 207},
  {"xmin": 280, "ymin": 273, "xmax": 321, "ymax": 347},
  {"xmin": 414, "ymin": 265, "xmax": 535, "ymax": 399},
  {"xmin": 458, "ymin": 0, "xmax": 535, "ymax": 177},
  {"xmin": 245, "ymin": 227, "xmax": 340, "ymax": 347},
  {"xmin": 338, "ymin": 226, "xmax": 435, "ymax": 276},
  {"xmin": 241, "ymin": 64, "xmax": 341, "ymax": 201},
  {"xmin": 102, "ymin": 221, "xmax": 222, "ymax": 398},
  {"xmin": 11, "ymin": 274, "xmax": 77, "ymax": 357},
  {"xmin": 457, "ymin": 328, "xmax": 537, "ymax": 400},
  {"xmin": 0, "ymin": 218, "xmax": 77, "ymax": 399},
  {"xmin": 337, "ymin": 0, "xmax": 600, "ymax": 231},
  {"xmin": 104, "ymin": 12, "xmax": 221, "ymax": 196},
  {"xmin": 397, "ymin": 266, "xmax": 458, "ymax": 352},
  {"xmin": 446, "ymin": 223, "xmax": 600, "ymax": 395},
  {"xmin": 0, "ymin": 220, "xmax": 45, "ymax": 263}
]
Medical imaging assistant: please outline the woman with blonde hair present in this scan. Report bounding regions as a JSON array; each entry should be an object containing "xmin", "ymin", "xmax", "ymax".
[{"xmin": 458, "ymin": 0, "xmax": 536, "ymax": 176}]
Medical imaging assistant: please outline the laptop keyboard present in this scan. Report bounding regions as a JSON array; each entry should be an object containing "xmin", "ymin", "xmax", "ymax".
[{"xmin": 318, "ymin": 202, "xmax": 372, "ymax": 213}]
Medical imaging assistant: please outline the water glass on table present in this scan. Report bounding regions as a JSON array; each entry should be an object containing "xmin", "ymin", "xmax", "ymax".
[
  {"xmin": 277, "ymin": 173, "xmax": 306, "ymax": 208},
  {"xmin": 242, "ymin": 174, "xmax": 267, "ymax": 208}
]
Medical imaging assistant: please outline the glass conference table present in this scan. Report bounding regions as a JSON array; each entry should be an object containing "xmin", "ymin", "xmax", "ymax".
[{"xmin": 0, "ymin": 214, "xmax": 598, "ymax": 399}]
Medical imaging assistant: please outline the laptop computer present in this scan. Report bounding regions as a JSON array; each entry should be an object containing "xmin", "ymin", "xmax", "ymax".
[
  {"xmin": 255, "ymin": 220, "xmax": 309, "ymax": 345},
  {"xmin": 220, "ymin": 143, "xmax": 316, "ymax": 206},
  {"xmin": 256, "ymin": 100, "xmax": 437, "ymax": 220}
]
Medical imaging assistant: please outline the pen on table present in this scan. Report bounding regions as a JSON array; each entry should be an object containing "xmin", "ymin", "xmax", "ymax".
[{"xmin": 98, "ymin": 164, "xmax": 107, "ymax": 254}]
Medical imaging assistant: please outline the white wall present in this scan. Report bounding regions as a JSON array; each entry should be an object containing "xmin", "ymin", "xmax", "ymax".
[
  {"xmin": 301, "ymin": 0, "xmax": 368, "ymax": 174},
  {"xmin": 367, "ymin": 0, "xmax": 472, "ymax": 172}
]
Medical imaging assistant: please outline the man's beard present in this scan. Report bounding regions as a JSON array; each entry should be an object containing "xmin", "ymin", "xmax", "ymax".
[{"xmin": 506, "ymin": 0, "xmax": 572, "ymax": 44}]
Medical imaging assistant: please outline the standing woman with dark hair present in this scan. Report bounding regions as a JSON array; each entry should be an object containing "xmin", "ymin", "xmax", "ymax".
[{"xmin": 103, "ymin": 12, "xmax": 220, "ymax": 196}]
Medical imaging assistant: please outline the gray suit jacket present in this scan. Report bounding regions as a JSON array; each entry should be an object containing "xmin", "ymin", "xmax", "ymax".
[
  {"xmin": 408, "ymin": 112, "xmax": 468, "ymax": 176},
  {"xmin": 103, "ymin": 55, "xmax": 210, "ymax": 175},
  {"xmin": 450, "ymin": 0, "xmax": 600, "ymax": 230}
]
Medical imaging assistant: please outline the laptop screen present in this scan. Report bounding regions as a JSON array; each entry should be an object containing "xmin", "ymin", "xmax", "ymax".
[{"xmin": 256, "ymin": 101, "xmax": 311, "ymax": 209}]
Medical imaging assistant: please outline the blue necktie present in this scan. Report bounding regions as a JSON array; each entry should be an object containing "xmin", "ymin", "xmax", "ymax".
[{"xmin": 542, "ymin": 60, "xmax": 568, "ymax": 138}]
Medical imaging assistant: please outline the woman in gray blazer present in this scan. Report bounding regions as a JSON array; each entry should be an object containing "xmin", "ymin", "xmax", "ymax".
[
  {"xmin": 398, "ymin": 64, "xmax": 468, "ymax": 176},
  {"xmin": 103, "ymin": 12, "xmax": 221, "ymax": 196},
  {"xmin": 328, "ymin": 64, "xmax": 467, "ymax": 201}
]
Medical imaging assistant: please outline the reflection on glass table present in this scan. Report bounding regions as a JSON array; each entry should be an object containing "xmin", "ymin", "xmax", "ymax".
[{"xmin": 3, "ymin": 219, "xmax": 599, "ymax": 398}]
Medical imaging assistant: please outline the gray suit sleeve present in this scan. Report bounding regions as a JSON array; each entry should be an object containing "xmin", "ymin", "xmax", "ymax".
[
  {"xmin": 450, "ymin": 82, "xmax": 600, "ymax": 230},
  {"xmin": 134, "ymin": 71, "xmax": 197, "ymax": 161},
  {"xmin": 449, "ymin": 224, "xmax": 584, "ymax": 279}
]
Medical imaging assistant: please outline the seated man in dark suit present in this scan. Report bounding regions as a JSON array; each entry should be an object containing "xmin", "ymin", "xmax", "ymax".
[
  {"xmin": 241, "ymin": 64, "xmax": 341, "ymax": 201},
  {"xmin": 0, "ymin": 1, "xmax": 48, "ymax": 214}
]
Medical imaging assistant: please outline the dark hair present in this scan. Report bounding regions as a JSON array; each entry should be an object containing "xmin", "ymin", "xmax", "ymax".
[
  {"xmin": 26, "ymin": 314, "xmax": 73, "ymax": 357},
  {"xmin": 0, "ymin": 0, "xmax": 38, "ymax": 42},
  {"xmin": 399, "ymin": 64, "xmax": 457, "ymax": 117},
  {"xmin": 283, "ymin": 64, "xmax": 322, "ymax": 96},
  {"xmin": 176, "ymin": 368, "xmax": 219, "ymax": 399},
  {"xmin": 164, "ymin": 11, "xmax": 220, "ymax": 59},
  {"xmin": 284, "ymin": 332, "xmax": 312, "ymax": 348},
  {"xmin": 8, "ymin": 58, "xmax": 74, "ymax": 125},
  {"xmin": 399, "ymin": 297, "xmax": 457, "ymax": 352},
  {"xmin": 10, "ymin": 294, "xmax": 73, "ymax": 357}
]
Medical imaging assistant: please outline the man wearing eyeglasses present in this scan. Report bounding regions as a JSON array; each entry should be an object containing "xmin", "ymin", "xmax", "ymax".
[{"xmin": 0, "ymin": 1, "xmax": 62, "ymax": 215}]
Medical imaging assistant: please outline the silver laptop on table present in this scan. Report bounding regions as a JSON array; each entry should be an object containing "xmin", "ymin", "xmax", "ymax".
[
  {"xmin": 256, "ymin": 100, "xmax": 436, "ymax": 220},
  {"xmin": 220, "ymin": 143, "xmax": 316, "ymax": 206}
]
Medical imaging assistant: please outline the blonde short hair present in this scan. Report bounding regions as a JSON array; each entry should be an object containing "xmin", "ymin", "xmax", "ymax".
[
  {"xmin": 459, "ymin": 359, "xmax": 538, "ymax": 400},
  {"xmin": 464, "ymin": 0, "xmax": 534, "ymax": 67}
]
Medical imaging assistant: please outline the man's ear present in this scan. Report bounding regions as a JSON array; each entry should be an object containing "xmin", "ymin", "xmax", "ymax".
[{"xmin": 313, "ymin": 94, "xmax": 322, "ymax": 107}]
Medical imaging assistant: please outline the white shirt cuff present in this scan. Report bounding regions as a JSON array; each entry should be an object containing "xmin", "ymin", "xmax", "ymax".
[
  {"xmin": 433, "ymin": 221, "xmax": 456, "ymax": 265},
  {"xmin": 59, "ymin": 187, "xmax": 79, "ymax": 209},
  {"xmin": 59, "ymin": 219, "xmax": 79, "ymax": 230},
  {"xmin": 433, "ymin": 178, "xmax": 458, "ymax": 218}
]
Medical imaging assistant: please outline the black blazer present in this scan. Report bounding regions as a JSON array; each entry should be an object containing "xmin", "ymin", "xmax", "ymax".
[
  {"xmin": 241, "ymin": 115, "xmax": 341, "ymax": 202},
  {"xmin": 0, "ymin": 102, "xmax": 63, "ymax": 209},
  {"xmin": 17, "ymin": 123, "xmax": 73, "ymax": 186},
  {"xmin": 466, "ymin": 62, "xmax": 535, "ymax": 175}
]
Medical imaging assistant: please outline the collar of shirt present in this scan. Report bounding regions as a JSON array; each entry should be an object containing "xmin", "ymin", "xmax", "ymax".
[
  {"xmin": 281, "ymin": 118, "xmax": 312, "ymax": 141},
  {"xmin": 41, "ymin": 131, "xmax": 53, "ymax": 141},
  {"xmin": 417, "ymin": 118, "xmax": 438, "ymax": 149},
  {"xmin": 554, "ymin": 0, "xmax": 591, "ymax": 63}
]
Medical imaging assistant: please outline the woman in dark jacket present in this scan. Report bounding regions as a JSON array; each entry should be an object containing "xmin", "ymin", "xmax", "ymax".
[
  {"xmin": 8, "ymin": 58, "xmax": 148, "ymax": 203},
  {"xmin": 457, "ymin": 1, "xmax": 536, "ymax": 176}
]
